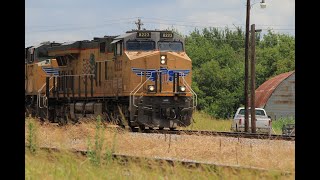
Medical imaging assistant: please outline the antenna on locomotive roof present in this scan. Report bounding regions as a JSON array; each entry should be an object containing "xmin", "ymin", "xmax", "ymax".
[{"xmin": 135, "ymin": 18, "xmax": 144, "ymax": 30}]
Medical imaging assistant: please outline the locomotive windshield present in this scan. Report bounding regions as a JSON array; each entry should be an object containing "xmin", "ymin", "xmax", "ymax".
[
  {"xmin": 126, "ymin": 41, "xmax": 155, "ymax": 51},
  {"xmin": 158, "ymin": 41, "xmax": 183, "ymax": 52}
]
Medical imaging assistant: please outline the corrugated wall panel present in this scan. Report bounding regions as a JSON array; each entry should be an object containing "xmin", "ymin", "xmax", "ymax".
[{"xmin": 264, "ymin": 73, "xmax": 295, "ymax": 120}]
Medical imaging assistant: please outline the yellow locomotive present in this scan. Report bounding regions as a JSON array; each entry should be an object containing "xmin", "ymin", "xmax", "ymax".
[
  {"xmin": 25, "ymin": 42, "xmax": 60, "ymax": 116},
  {"xmin": 25, "ymin": 30, "xmax": 197, "ymax": 130}
]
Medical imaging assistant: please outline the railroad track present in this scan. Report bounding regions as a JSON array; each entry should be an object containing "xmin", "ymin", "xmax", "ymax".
[
  {"xmin": 35, "ymin": 120, "xmax": 295, "ymax": 141},
  {"xmin": 29, "ymin": 146, "xmax": 293, "ymax": 175},
  {"xmin": 137, "ymin": 129, "xmax": 295, "ymax": 141},
  {"xmin": 103, "ymin": 124, "xmax": 295, "ymax": 141}
]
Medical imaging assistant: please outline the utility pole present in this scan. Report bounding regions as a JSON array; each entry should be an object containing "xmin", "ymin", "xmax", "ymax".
[
  {"xmin": 135, "ymin": 18, "xmax": 143, "ymax": 30},
  {"xmin": 244, "ymin": 0, "xmax": 266, "ymax": 133},
  {"xmin": 244, "ymin": 0, "xmax": 250, "ymax": 132},
  {"xmin": 250, "ymin": 24, "xmax": 256, "ymax": 133}
]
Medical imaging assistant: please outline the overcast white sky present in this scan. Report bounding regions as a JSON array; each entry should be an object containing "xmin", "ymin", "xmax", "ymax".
[{"xmin": 25, "ymin": 0, "xmax": 295, "ymax": 47}]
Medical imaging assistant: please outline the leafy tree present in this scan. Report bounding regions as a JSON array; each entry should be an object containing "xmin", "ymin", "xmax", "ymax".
[{"xmin": 184, "ymin": 27, "xmax": 295, "ymax": 119}]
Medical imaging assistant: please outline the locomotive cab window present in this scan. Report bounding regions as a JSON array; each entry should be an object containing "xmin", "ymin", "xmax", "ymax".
[
  {"xmin": 158, "ymin": 41, "xmax": 183, "ymax": 52},
  {"xmin": 25, "ymin": 48, "xmax": 28, "ymax": 59},
  {"xmin": 108, "ymin": 41, "xmax": 114, "ymax": 53},
  {"xmin": 100, "ymin": 42, "xmax": 106, "ymax": 53},
  {"xmin": 31, "ymin": 51, "xmax": 35, "ymax": 62},
  {"xmin": 114, "ymin": 41, "xmax": 122, "ymax": 56},
  {"xmin": 126, "ymin": 41, "xmax": 155, "ymax": 51}
]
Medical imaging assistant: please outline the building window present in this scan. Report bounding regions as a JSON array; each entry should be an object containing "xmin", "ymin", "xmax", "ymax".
[{"xmin": 100, "ymin": 42, "xmax": 106, "ymax": 53}]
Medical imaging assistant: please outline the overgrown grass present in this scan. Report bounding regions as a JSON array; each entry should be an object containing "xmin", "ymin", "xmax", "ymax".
[
  {"xmin": 272, "ymin": 118, "xmax": 295, "ymax": 134},
  {"xmin": 25, "ymin": 148, "xmax": 293, "ymax": 180},
  {"xmin": 87, "ymin": 115, "xmax": 118, "ymax": 166},
  {"xmin": 180, "ymin": 111, "xmax": 232, "ymax": 131},
  {"xmin": 26, "ymin": 116, "xmax": 38, "ymax": 154},
  {"xmin": 87, "ymin": 115, "xmax": 105, "ymax": 166},
  {"xmin": 25, "ymin": 115, "xmax": 295, "ymax": 177}
]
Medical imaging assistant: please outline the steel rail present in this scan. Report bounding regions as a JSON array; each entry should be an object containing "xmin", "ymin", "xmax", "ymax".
[{"xmin": 137, "ymin": 129, "xmax": 295, "ymax": 141}]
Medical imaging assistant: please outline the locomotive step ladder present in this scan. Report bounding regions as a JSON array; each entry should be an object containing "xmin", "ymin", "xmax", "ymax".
[{"xmin": 36, "ymin": 76, "xmax": 57, "ymax": 119}]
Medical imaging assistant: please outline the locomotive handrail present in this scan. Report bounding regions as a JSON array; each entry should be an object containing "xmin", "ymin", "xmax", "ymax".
[
  {"xmin": 49, "ymin": 83, "xmax": 56, "ymax": 92},
  {"xmin": 43, "ymin": 96, "xmax": 48, "ymax": 108},
  {"xmin": 38, "ymin": 76, "xmax": 55, "ymax": 93},
  {"xmin": 130, "ymin": 72, "xmax": 144, "ymax": 111},
  {"xmin": 38, "ymin": 74, "xmax": 96, "ymax": 109},
  {"xmin": 56, "ymin": 74, "xmax": 95, "ymax": 77},
  {"xmin": 38, "ymin": 76, "xmax": 55, "ymax": 109},
  {"xmin": 132, "ymin": 74, "xmax": 153, "ymax": 107},
  {"xmin": 182, "ymin": 75, "xmax": 197, "ymax": 108},
  {"xmin": 180, "ymin": 72, "xmax": 197, "ymax": 109},
  {"xmin": 45, "ymin": 79, "xmax": 58, "ymax": 107}
]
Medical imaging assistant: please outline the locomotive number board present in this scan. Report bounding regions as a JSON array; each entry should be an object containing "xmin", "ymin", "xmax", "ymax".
[
  {"xmin": 136, "ymin": 32, "xmax": 151, "ymax": 38},
  {"xmin": 160, "ymin": 32, "xmax": 173, "ymax": 38}
]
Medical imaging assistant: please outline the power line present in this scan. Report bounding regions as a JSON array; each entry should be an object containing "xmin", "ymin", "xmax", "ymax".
[
  {"xmin": 143, "ymin": 17, "xmax": 232, "ymax": 26},
  {"xmin": 27, "ymin": 16, "xmax": 294, "ymax": 32},
  {"xmin": 143, "ymin": 17, "xmax": 294, "ymax": 28},
  {"xmin": 144, "ymin": 21, "xmax": 238, "ymax": 29},
  {"xmin": 26, "ymin": 17, "xmax": 295, "ymax": 42},
  {"xmin": 143, "ymin": 21, "xmax": 295, "ymax": 31},
  {"xmin": 185, "ymin": 37, "xmax": 294, "ymax": 42},
  {"xmin": 26, "ymin": 21, "xmax": 133, "ymax": 33},
  {"xmin": 26, "ymin": 17, "xmax": 139, "ymax": 29},
  {"xmin": 26, "ymin": 34, "xmax": 293, "ymax": 46}
]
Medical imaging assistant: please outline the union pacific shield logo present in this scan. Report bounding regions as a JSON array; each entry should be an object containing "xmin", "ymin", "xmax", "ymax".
[{"xmin": 132, "ymin": 67, "xmax": 190, "ymax": 82}]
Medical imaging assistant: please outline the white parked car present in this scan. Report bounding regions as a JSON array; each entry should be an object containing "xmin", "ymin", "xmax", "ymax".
[{"xmin": 231, "ymin": 107, "xmax": 272, "ymax": 133}]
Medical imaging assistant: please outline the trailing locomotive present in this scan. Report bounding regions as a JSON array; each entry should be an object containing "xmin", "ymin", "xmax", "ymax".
[{"xmin": 25, "ymin": 30, "xmax": 197, "ymax": 130}]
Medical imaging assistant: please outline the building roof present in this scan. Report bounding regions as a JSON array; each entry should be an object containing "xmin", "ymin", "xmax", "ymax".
[{"xmin": 255, "ymin": 71, "xmax": 295, "ymax": 108}]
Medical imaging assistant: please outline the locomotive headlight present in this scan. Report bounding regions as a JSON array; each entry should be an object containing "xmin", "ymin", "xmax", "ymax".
[
  {"xmin": 179, "ymin": 86, "xmax": 186, "ymax": 92},
  {"xmin": 148, "ymin": 85, "xmax": 155, "ymax": 92},
  {"xmin": 160, "ymin": 55, "xmax": 167, "ymax": 65}
]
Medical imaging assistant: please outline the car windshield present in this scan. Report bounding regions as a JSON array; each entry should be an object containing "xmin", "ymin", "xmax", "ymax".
[
  {"xmin": 158, "ymin": 41, "xmax": 183, "ymax": 52},
  {"xmin": 238, "ymin": 109, "xmax": 266, "ymax": 116},
  {"xmin": 126, "ymin": 41, "xmax": 155, "ymax": 51}
]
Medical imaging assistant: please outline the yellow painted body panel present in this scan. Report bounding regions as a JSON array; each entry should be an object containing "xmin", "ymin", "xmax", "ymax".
[
  {"xmin": 127, "ymin": 51, "xmax": 192, "ymax": 97},
  {"xmin": 25, "ymin": 59, "xmax": 58, "ymax": 95},
  {"xmin": 47, "ymin": 49, "xmax": 192, "ymax": 97},
  {"xmin": 38, "ymin": 49, "xmax": 192, "ymax": 98}
]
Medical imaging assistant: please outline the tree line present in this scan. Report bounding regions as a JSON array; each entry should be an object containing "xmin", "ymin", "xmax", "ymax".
[{"xmin": 183, "ymin": 27, "xmax": 295, "ymax": 119}]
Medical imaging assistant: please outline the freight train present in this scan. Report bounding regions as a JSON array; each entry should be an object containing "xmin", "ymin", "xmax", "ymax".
[{"xmin": 25, "ymin": 30, "xmax": 197, "ymax": 130}]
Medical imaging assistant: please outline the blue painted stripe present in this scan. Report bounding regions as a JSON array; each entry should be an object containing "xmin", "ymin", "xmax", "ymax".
[
  {"xmin": 132, "ymin": 67, "xmax": 190, "ymax": 82},
  {"xmin": 42, "ymin": 67, "xmax": 60, "ymax": 76}
]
